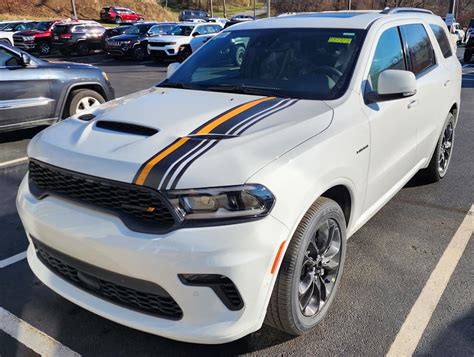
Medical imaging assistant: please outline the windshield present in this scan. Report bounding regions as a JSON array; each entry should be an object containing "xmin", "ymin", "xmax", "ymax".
[
  {"xmin": 161, "ymin": 28, "xmax": 366, "ymax": 100},
  {"xmin": 124, "ymin": 26, "xmax": 140, "ymax": 34},
  {"xmin": 35, "ymin": 21, "xmax": 52, "ymax": 31},
  {"xmin": 168, "ymin": 25, "xmax": 194, "ymax": 36}
]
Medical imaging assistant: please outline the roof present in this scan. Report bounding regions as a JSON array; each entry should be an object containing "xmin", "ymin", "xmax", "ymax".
[{"xmin": 232, "ymin": 9, "xmax": 440, "ymax": 31}]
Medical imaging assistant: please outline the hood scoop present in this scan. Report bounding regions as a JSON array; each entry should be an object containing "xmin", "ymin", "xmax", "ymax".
[{"xmin": 95, "ymin": 121, "xmax": 158, "ymax": 137}]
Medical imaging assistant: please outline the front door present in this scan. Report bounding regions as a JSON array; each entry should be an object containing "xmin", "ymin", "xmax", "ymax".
[
  {"xmin": 0, "ymin": 47, "xmax": 54, "ymax": 129},
  {"xmin": 362, "ymin": 26, "xmax": 419, "ymax": 210}
]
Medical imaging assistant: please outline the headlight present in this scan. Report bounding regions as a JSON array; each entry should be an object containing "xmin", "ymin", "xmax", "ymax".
[
  {"xmin": 101, "ymin": 71, "xmax": 109, "ymax": 81},
  {"xmin": 166, "ymin": 184, "xmax": 275, "ymax": 223},
  {"xmin": 121, "ymin": 40, "xmax": 131, "ymax": 45}
]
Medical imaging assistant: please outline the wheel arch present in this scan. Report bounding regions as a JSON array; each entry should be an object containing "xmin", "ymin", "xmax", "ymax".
[
  {"xmin": 59, "ymin": 82, "xmax": 108, "ymax": 118},
  {"xmin": 449, "ymin": 102, "xmax": 459, "ymax": 126}
]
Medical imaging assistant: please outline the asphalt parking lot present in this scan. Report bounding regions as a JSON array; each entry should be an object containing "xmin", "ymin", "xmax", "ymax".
[{"xmin": 0, "ymin": 50, "xmax": 473, "ymax": 356}]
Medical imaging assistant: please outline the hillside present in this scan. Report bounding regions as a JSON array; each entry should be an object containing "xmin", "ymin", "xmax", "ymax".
[{"xmin": 0, "ymin": 0, "xmax": 176, "ymax": 21}]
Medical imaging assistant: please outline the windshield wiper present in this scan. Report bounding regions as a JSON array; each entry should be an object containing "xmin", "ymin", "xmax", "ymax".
[{"xmin": 205, "ymin": 84, "xmax": 287, "ymax": 98}]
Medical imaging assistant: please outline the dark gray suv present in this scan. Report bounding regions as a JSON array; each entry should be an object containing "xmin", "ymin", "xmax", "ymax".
[{"xmin": 0, "ymin": 44, "xmax": 114, "ymax": 133}]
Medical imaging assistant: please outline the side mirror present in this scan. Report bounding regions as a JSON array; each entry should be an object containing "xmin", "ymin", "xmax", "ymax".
[
  {"xmin": 192, "ymin": 32, "xmax": 200, "ymax": 37},
  {"xmin": 20, "ymin": 53, "xmax": 31, "ymax": 66},
  {"xmin": 167, "ymin": 62, "xmax": 180, "ymax": 78},
  {"xmin": 366, "ymin": 69, "xmax": 416, "ymax": 103}
]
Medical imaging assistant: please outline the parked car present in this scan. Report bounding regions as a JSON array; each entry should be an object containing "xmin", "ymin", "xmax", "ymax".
[
  {"xmin": 451, "ymin": 22, "xmax": 465, "ymax": 44},
  {"xmin": 178, "ymin": 9, "xmax": 209, "ymax": 22},
  {"xmin": 51, "ymin": 21, "xmax": 105, "ymax": 56},
  {"xmin": 465, "ymin": 18, "xmax": 474, "ymax": 42},
  {"xmin": 17, "ymin": 9, "xmax": 461, "ymax": 344},
  {"xmin": 231, "ymin": 14, "xmax": 255, "ymax": 21},
  {"xmin": 13, "ymin": 20, "xmax": 61, "ymax": 56},
  {"xmin": 148, "ymin": 22, "xmax": 222, "ymax": 62},
  {"xmin": 464, "ymin": 34, "xmax": 474, "ymax": 63},
  {"xmin": 224, "ymin": 18, "xmax": 253, "ymax": 29},
  {"xmin": 0, "ymin": 43, "xmax": 114, "ymax": 132},
  {"xmin": 0, "ymin": 21, "xmax": 36, "ymax": 46},
  {"xmin": 100, "ymin": 6, "xmax": 144, "ymax": 24},
  {"xmin": 105, "ymin": 22, "xmax": 176, "ymax": 61},
  {"xmin": 208, "ymin": 17, "xmax": 229, "ymax": 26}
]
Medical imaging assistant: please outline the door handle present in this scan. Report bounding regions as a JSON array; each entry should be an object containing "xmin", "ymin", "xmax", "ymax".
[
  {"xmin": 407, "ymin": 99, "xmax": 418, "ymax": 109},
  {"xmin": 444, "ymin": 80, "xmax": 451, "ymax": 87}
]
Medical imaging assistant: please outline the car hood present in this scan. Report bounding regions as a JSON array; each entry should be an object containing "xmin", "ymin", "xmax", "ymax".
[
  {"xmin": 14, "ymin": 30, "xmax": 44, "ymax": 36},
  {"xmin": 39, "ymin": 60, "xmax": 98, "ymax": 71},
  {"xmin": 149, "ymin": 35, "xmax": 188, "ymax": 43},
  {"xmin": 108, "ymin": 33, "xmax": 142, "ymax": 41},
  {"xmin": 29, "ymin": 88, "xmax": 333, "ymax": 190}
]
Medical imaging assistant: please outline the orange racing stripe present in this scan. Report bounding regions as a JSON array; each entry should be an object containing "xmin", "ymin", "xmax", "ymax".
[{"xmin": 134, "ymin": 97, "xmax": 275, "ymax": 186}]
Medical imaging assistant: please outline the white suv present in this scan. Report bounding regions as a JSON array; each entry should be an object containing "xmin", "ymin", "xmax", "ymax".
[
  {"xmin": 18, "ymin": 9, "xmax": 461, "ymax": 344},
  {"xmin": 148, "ymin": 22, "xmax": 222, "ymax": 61}
]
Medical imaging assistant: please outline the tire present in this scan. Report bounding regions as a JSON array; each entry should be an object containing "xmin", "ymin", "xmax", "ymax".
[
  {"xmin": 37, "ymin": 41, "xmax": 51, "ymax": 56},
  {"xmin": 464, "ymin": 50, "xmax": 472, "ymax": 63},
  {"xmin": 64, "ymin": 89, "xmax": 105, "ymax": 118},
  {"xmin": 115, "ymin": 16, "xmax": 123, "ymax": 24},
  {"xmin": 0, "ymin": 38, "xmax": 12, "ymax": 46},
  {"xmin": 177, "ymin": 45, "xmax": 192, "ymax": 62},
  {"xmin": 416, "ymin": 112, "xmax": 455, "ymax": 184},
  {"xmin": 132, "ymin": 46, "xmax": 146, "ymax": 61},
  {"xmin": 76, "ymin": 42, "xmax": 89, "ymax": 56},
  {"xmin": 233, "ymin": 45, "xmax": 246, "ymax": 66},
  {"xmin": 265, "ymin": 197, "xmax": 347, "ymax": 335}
]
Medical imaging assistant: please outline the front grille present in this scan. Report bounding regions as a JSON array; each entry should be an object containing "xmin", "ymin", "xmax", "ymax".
[
  {"xmin": 13, "ymin": 35, "xmax": 25, "ymax": 45},
  {"xmin": 29, "ymin": 160, "xmax": 177, "ymax": 233},
  {"xmin": 33, "ymin": 238, "xmax": 183, "ymax": 319},
  {"xmin": 107, "ymin": 41, "xmax": 122, "ymax": 47},
  {"xmin": 150, "ymin": 42, "xmax": 172, "ymax": 47}
]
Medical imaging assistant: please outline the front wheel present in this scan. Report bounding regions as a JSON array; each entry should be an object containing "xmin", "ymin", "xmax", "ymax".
[
  {"xmin": 76, "ymin": 42, "xmax": 89, "ymax": 56},
  {"xmin": 132, "ymin": 46, "xmax": 146, "ymax": 61},
  {"xmin": 265, "ymin": 197, "xmax": 346, "ymax": 335},
  {"xmin": 64, "ymin": 89, "xmax": 105, "ymax": 118},
  {"xmin": 177, "ymin": 45, "xmax": 192, "ymax": 62}
]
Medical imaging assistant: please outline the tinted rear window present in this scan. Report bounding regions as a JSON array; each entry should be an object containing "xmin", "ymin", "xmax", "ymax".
[
  {"xmin": 400, "ymin": 24, "xmax": 436, "ymax": 76},
  {"xmin": 429, "ymin": 24, "xmax": 453, "ymax": 58}
]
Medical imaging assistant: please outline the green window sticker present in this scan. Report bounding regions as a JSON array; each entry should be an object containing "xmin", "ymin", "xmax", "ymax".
[{"xmin": 328, "ymin": 37, "xmax": 352, "ymax": 44}]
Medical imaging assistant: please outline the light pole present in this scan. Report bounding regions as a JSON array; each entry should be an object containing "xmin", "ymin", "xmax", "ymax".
[
  {"xmin": 267, "ymin": 0, "xmax": 271, "ymax": 17},
  {"xmin": 253, "ymin": 0, "xmax": 256, "ymax": 19},
  {"xmin": 348, "ymin": 0, "xmax": 352, "ymax": 10},
  {"xmin": 71, "ymin": 0, "xmax": 77, "ymax": 19}
]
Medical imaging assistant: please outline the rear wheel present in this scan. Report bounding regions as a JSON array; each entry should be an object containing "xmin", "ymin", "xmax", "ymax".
[
  {"xmin": 37, "ymin": 41, "xmax": 51, "ymax": 56},
  {"xmin": 76, "ymin": 42, "xmax": 89, "ymax": 56},
  {"xmin": 416, "ymin": 112, "xmax": 455, "ymax": 183},
  {"xmin": 115, "ymin": 16, "xmax": 123, "ymax": 24},
  {"xmin": 64, "ymin": 89, "xmax": 105, "ymax": 118},
  {"xmin": 265, "ymin": 197, "xmax": 346, "ymax": 335},
  {"xmin": 464, "ymin": 50, "xmax": 472, "ymax": 63},
  {"xmin": 133, "ymin": 46, "xmax": 146, "ymax": 61}
]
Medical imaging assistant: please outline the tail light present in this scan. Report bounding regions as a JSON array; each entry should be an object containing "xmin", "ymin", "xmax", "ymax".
[{"xmin": 60, "ymin": 33, "xmax": 72, "ymax": 38}]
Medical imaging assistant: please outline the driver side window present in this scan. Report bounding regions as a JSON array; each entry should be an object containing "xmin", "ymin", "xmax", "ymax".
[
  {"xmin": 369, "ymin": 27, "xmax": 406, "ymax": 92},
  {"xmin": 0, "ymin": 47, "xmax": 21, "ymax": 67}
]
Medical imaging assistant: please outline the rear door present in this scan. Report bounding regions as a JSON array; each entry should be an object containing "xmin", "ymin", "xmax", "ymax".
[
  {"xmin": 0, "ymin": 46, "xmax": 55, "ymax": 129},
  {"xmin": 399, "ymin": 23, "xmax": 444, "ymax": 161}
]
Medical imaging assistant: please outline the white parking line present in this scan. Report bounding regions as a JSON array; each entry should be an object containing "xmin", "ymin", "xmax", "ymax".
[
  {"xmin": 387, "ymin": 205, "xmax": 473, "ymax": 357},
  {"xmin": 0, "ymin": 251, "xmax": 27, "ymax": 268},
  {"xmin": 0, "ymin": 157, "xmax": 28, "ymax": 168},
  {"xmin": 0, "ymin": 307, "xmax": 80, "ymax": 356}
]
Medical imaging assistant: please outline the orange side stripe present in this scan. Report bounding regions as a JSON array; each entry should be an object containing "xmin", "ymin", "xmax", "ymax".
[
  {"xmin": 271, "ymin": 241, "xmax": 286, "ymax": 274},
  {"xmin": 196, "ymin": 97, "xmax": 275, "ymax": 135},
  {"xmin": 135, "ymin": 137, "xmax": 189, "ymax": 185}
]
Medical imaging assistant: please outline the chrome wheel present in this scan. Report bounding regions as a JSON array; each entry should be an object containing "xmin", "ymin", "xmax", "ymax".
[
  {"xmin": 75, "ymin": 96, "xmax": 100, "ymax": 114},
  {"xmin": 438, "ymin": 122, "xmax": 454, "ymax": 176},
  {"xmin": 299, "ymin": 218, "xmax": 342, "ymax": 317}
]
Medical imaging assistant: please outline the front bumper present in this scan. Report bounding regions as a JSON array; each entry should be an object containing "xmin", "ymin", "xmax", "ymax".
[
  {"xmin": 17, "ymin": 175, "xmax": 289, "ymax": 343},
  {"xmin": 148, "ymin": 44, "xmax": 178, "ymax": 58}
]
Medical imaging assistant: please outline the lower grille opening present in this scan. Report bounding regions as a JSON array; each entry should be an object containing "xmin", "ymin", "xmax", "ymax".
[
  {"xmin": 33, "ymin": 237, "xmax": 183, "ymax": 320},
  {"xmin": 179, "ymin": 274, "xmax": 244, "ymax": 311}
]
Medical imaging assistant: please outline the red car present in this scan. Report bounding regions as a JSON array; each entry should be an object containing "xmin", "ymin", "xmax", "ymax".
[
  {"xmin": 100, "ymin": 7, "xmax": 144, "ymax": 24},
  {"xmin": 13, "ymin": 20, "xmax": 62, "ymax": 56}
]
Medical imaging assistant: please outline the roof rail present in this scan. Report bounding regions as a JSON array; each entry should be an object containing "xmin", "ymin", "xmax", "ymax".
[{"xmin": 381, "ymin": 7, "xmax": 433, "ymax": 15}]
